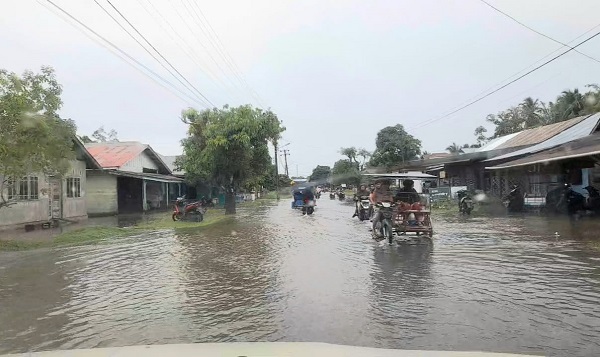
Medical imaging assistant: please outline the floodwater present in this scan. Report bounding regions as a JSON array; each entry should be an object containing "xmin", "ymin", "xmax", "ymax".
[{"xmin": 1, "ymin": 198, "xmax": 600, "ymax": 356}]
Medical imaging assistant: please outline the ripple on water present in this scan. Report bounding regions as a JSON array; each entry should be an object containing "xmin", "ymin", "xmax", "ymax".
[{"xmin": 1, "ymin": 201, "xmax": 600, "ymax": 356}]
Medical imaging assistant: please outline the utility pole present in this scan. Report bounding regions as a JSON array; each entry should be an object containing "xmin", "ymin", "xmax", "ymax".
[
  {"xmin": 280, "ymin": 149, "xmax": 290, "ymax": 177},
  {"xmin": 274, "ymin": 143, "xmax": 280, "ymax": 200}
]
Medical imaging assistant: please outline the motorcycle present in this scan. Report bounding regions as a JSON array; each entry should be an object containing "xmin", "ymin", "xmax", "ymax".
[
  {"xmin": 584, "ymin": 185, "xmax": 600, "ymax": 212},
  {"xmin": 172, "ymin": 197, "xmax": 206, "ymax": 222},
  {"xmin": 504, "ymin": 185, "xmax": 524, "ymax": 213},
  {"xmin": 315, "ymin": 192, "xmax": 321, "ymax": 199},
  {"xmin": 457, "ymin": 190, "xmax": 474, "ymax": 215},
  {"xmin": 329, "ymin": 192, "xmax": 336, "ymax": 200},
  {"xmin": 302, "ymin": 199, "xmax": 315, "ymax": 215},
  {"xmin": 545, "ymin": 184, "xmax": 585, "ymax": 216},
  {"xmin": 337, "ymin": 191, "xmax": 346, "ymax": 200},
  {"xmin": 355, "ymin": 196, "xmax": 372, "ymax": 221},
  {"xmin": 372, "ymin": 201, "xmax": 396, "ymax": 244}
]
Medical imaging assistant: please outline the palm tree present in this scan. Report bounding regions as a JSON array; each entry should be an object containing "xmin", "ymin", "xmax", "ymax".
[
  {"xmin": 446, "ymin": 142, "xmax": 463, "ymax": 155},
  {"xmin": 556, "ymin": 89, "xmax": 585, "ymax": 120},
  {"xmin": 519, "ymin": 97, "xmax": 543, "ymax": 128}
]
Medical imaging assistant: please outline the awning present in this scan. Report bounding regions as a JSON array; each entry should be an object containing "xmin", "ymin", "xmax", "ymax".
[
  {"xmin": 486, "ymin": 133, "xmax": 600, "ymax": 170},
  {"xmin": 363, "ymin": 172, "xmax": 437, "ymax": 179},
  {"xmin": 107, "ymin": 170, "xmax": 185, "ymax": 183}
]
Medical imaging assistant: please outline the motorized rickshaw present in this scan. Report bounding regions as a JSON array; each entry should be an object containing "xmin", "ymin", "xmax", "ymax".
[
  {"xmin": 364, "ymin": 172, "xmax": 435, "ymax": 244},
  {"xmin": 291, "ymin": 187, "xmax": 316, "ymax": 215}
]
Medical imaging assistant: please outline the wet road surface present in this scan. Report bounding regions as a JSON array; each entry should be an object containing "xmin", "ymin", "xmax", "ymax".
[{"xmin": 1, "ymin": 198, "xmax": 600, "ymax": 356}]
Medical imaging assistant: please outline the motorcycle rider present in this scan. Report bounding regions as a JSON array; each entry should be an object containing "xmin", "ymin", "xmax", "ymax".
[
  {"xmin": 395, "ymin": 179, "xmax": 420, "ymax": 204},
  {"xmin": 506, "ymin": 185, "xmax": 524, "ymax": 212},
  {"xmin": 370, "ymin": 179, "xmax": 394, "ymax": 233},
  {"xmin": 352, "ymin": 184, "xmax": 371, "ymax": 218}
]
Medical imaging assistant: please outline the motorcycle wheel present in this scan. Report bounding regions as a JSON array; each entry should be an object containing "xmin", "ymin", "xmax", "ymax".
[
  {"xmin": 307, "ymin": 206, "xmax": 314, "ymax": 215},
  {"xmin": 383, "ymin": 219, "xmax": 394, "ymax": 244},
  {"xmin": 172, "ymin": 212, "xmax": 182, "ymax": 221},
  {"xmin": 358, "ymin": 210, "xmax": 366, "ymax": 221}
]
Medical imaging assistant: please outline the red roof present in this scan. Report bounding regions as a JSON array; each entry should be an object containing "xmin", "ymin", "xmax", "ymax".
[{"xmin": 85, "ymin": 142, "xmax": 147, "ymax": 169}]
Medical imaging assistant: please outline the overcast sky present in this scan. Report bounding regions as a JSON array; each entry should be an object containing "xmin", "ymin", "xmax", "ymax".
[{"xmin": 3, "ymin": 0, "xmax": 600, "ymax": 176}]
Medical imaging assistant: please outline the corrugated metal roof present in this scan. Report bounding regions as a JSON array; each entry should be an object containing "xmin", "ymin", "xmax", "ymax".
[
  {"xmin": 476, "ymin": 132, "xmax": 520, "ymax": 152},
  {"xmin": 107, "ymin": 170, "xmax": 184, "ymax": 183},
  {"xmin": 160, "ymin": 155, "xmax": 185, "ymax": 176},
  {"xmin": 494, "ymin": 115, "xmax": 587, "ymax": 150},
  {"xmin": 485, "ymin": 113, "xmax": 600, "ymax": 162},
  {"xmin": 85, "ymin": 142, "xmax": 147, "ymax": 168},
  {"xmin": 487, "ymin": 132, "xmax": 600, "ymax": 170}
]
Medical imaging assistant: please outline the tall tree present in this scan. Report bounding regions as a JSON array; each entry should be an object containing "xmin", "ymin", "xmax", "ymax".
[
  {"xmin": 370, "ymin": 124, "xmax": 421, "ymax": 169},
  {"xmin": 0, "ymin": 67, "xmax": 77, "ymax": 209},
  {"xmin": 519, "ymin": 97, "xmax": 543, "ymax": 128},
  {"xmin": 331, "ymin": 159, "xmax": 361, "ymax": 186},
  {"xmin": 340, "ymin": 147, "xmax": 358, "ymax": 164},
  {"xmin": 446, "ymin": 142, "xmax": 463, "ymax": 154},
  {"xmin": 357, "ymin": 148, "xmax": 371, "ymax": 171},
  {"xmin": 90, "ymin": 126, "xmax": 119, "ymax": 142},
  {"xmin": 474, "ymin": 125, "xmax": 488, "ymax": 146},
  {"xmin": 309, "ymin": 165, "xmax": 331, "ymax": 183},
  {"xmin": 178, "ymin": 105, "xmax": 284, "ymax": 214}
]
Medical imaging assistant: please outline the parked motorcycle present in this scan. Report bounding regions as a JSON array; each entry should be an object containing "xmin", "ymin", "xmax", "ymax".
[
  {"xmin": 545, "ymin": 184, "xmax": 585, "ymax": 216},
  {"xmin": 372, "ymin": 201, "xmax": 395, "ymax": 244},
  {"xmin": 584, "ymin": 185, "xmax": 600, "ymax": 212},
  {"xmin": 355, "ymin": 195, "xmax": 372, "ymax": 221},
  {"xmin": 457, "ymin": 190, "xmax": 474, "ymax": 215},
  {"xmin": 302, "ymin": 199, "xmax": 315, "ymax": 215},
  {"xmin": 172, "ymin": 196, "xmax": 206, "ymax": 222},
  {"xmin": 504, "ymin": 185, "xmax": 524, "ymax": 213}
]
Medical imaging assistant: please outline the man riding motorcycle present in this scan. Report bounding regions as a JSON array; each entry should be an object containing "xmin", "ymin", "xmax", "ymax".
[
  {"xmin": 352, "ymin": 184, "xmax": 372, "ymax": 218},
  {"xmin": 370, "ymin": 179, "xmax": 394, "ymax": 235}
]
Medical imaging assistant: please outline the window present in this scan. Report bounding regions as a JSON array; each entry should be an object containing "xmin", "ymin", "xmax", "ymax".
[
  {"xmin": 66, "ymin": 177, "xmax": 81, "ymax": 198},
  {"xmin": 7, "ymin": 176, "xmax": 39, "ymax": 200}
]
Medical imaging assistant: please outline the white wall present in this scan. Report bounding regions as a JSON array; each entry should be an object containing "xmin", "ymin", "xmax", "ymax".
[
  {"xmin": 121, "ymin": 150, "xmax": 159, "ymax": 173},
  {"xmin": 85, "ymin": 171, "xmax": 118, "ymax": 216}
]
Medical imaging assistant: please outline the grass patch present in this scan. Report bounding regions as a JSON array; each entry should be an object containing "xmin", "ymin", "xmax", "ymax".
[{"xmin": 0, "ymin": 210, "xmax": 230, "ymax": 251}]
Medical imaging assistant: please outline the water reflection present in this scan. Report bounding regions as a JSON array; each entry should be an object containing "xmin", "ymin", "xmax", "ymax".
[{"xmin": 1, "ymin": 199, "xmax": 600, "ymax": 356}]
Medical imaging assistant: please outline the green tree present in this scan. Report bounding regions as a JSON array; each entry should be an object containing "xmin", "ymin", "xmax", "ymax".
[
  {"xmin": 331, "ymin": 159, "xmax": 361, "ymax": 186},
  {"xmin": 178, "ymin": 105, "xmax": 284, "ymax": 214},
  {"xmin": 446, "ymin": 142, "xmax": 463, "ymax": 154},
  {"xmin": 340, "ymin": 147, "xmax": 358, "ymax": 164},
  {"xmin": 0, "ymin": 67, "xmax": 77, "ymax": 209},
  {"xmin": 474, "ymin": 125, "xmax": 488, "ymax": 146},
  {"xmin": 357, "ymin": 148, "xmax": 371, "ymax": 171},
  {"xmin": 308, "ymin": 165, "xmax": 331, "ymax": 183},
  {"xmin": 519, "ymin": 97, "xmax": 543, "ymax": 128},
  {"xmin": 369, "ymin": 124, "xmax": 421, "ymax": 169}
]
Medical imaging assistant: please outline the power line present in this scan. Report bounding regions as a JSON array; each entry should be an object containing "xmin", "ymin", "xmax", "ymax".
[
  {"xmin": 413, "ymin": 27, "xmax": 600, "ymax": 129},
  {"xmin": 416, "ymin": 22, "xmax": 600, "ymax": 126},
  {"xmin": 135, "ymin": 0, "xmax": 241, "ymax": 104},
  {"xmin": 167, "ymin": 0, "xmax": 244, "ymax": 105},
  {"xmin": 187, "ymin": 1, "xmax": 268, "ymax": 108},
  {"xmin": 103, "ymin": 0, "xmax": 216, "ymax": 108},
  {"xmin": 478, "ymin": 0, "xmax": 600, "ymax": 64},
  {"xmin": 39, "ymin": 0, "xmax": 208, "ymax": 108},
  {"xmin": 134, "ymin": 0, "xmax": 219, "ymax": 84},
  {"xmin": 91, "ymin": 0, "xmax": 211, "ymax": 107}
]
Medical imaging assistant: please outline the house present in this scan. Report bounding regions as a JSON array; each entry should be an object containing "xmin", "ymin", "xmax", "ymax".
[
  {"xmin": 0, "ymin": 138, "xmax": 102, "ymax": 230},
  {"xmin": 483, "ymin": 113, "xmax": 600, "ymax": 197},
  {"xmin": 85, "ymin": 142, "xmax": 184, "ymax": 216},
  {"xmin": 160, "ymin": 154, "xmax": 219, "ymax": 201},
  {"xmin": 486, "ymin": 125, "xmax": 600, "ymax": 198},
  {"xmin": 397, "ymin": 114, "xmax": 600, "ymax": 195}
]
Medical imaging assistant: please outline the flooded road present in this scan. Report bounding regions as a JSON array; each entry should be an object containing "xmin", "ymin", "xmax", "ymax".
[{"xmin": 1, "ymin": 198, "xmax": 600, "ymax": 356}]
